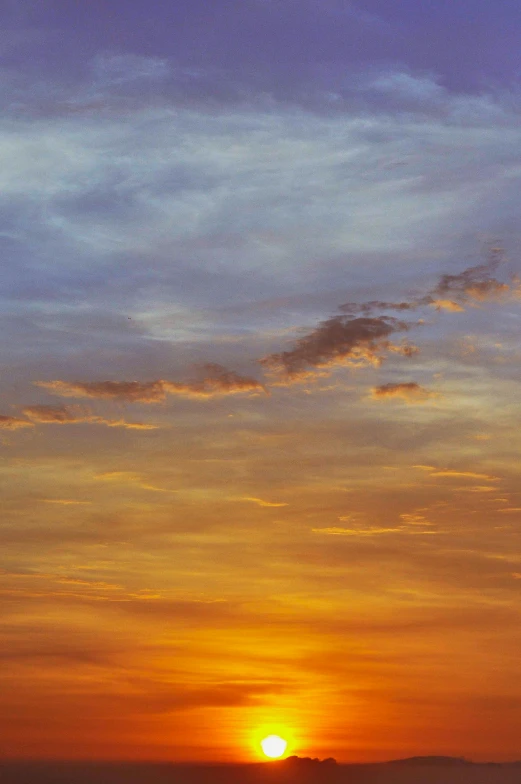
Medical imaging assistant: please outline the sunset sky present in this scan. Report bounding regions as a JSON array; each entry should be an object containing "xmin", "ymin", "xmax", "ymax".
[{"xmin": 2, "ymin": 0, "xmax": 521, "ymax": 765}]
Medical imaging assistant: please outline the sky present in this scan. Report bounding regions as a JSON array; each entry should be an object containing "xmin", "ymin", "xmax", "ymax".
[{"xmin": 2, "ymin": 0, "xmax": 521, "ymax": 765}]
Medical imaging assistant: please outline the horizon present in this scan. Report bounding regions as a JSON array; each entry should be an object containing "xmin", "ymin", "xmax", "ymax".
[
  {"xmin": 1, "ymin": 754, "xmax": 519, "ymax": 764},
  {"xmin": 2, "ymin": 0, "xmax": 521, "ymax": 768}
]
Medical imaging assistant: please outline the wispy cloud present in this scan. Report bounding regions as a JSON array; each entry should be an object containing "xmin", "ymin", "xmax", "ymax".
[
  {"xmin": 239, "ymin": 497, "xmax": 289, "ymax": 508},
  {"xmin": 42, "ymin": 499, "xmax": 92, "ymax": 506},
  {"xmin": 94, "ymin": 471, "xmax": 176, "ymax": 493},
  {"xmin": 413, "ymin": 465, "xmax": 499, "ymax": 482},
  {"xmin": 312, "ymin": 525, "xmax": 437, "ymax": 537}
]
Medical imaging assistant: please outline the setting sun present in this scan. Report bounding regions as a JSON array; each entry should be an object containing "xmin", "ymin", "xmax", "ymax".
[{"xmin": 260, "ymin": 735, "xmax": 287, "ymax": 759}]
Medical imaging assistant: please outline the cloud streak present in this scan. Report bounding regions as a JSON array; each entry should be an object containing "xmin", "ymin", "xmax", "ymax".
[
  {"xmin": 36, "ymin": 364, "xmax": 266, "ymax": 403},
  {"xmin": 35, "ymin": 381, "xmax": 167, "ymax": 404},
  {"xmin": 0, "ymin": 415, "xmax": 34, "ymax": 430},
  {"xmin": 22, "ymin": 406, "xmax": 157, "ymax": 430},
  {"xmin": 371, "ymin": 382, "xmax": 439, "ymax": 404}
]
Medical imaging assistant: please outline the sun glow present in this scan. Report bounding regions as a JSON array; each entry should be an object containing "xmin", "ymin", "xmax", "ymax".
[{"xmin": 260, "ymin": 735, "xmax": 287, "ymax": 759}]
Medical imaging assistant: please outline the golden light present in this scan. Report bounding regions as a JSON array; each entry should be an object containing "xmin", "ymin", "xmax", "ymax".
[{"xmin": 260, "ymin": 735, "xmax": 287, "ymax": 759}]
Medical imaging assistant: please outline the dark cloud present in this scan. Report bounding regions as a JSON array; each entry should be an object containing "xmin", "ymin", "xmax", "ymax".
[
  {"xmin": 259, "ymin": 252, "xmax": 517, "ymax": 382},
  {"xmin": 340, "ymin": 251, "xmax": 514, "ymax": 317},
  {"xmin": 260, "ymin": 315, "xmax": 415, "ymax": 380},
  {"xmin": 339, "ymin": 300, "xmax": 419, "ymax": 315},
  {"xmin": 371, "ymin": 382, "xmax": 439, "ymax": 404}
]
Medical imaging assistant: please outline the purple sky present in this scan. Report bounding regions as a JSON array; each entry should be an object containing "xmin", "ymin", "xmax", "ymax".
[{"xmin": 4, "ymin": 0, "xmax": 521, "ymax": 92}]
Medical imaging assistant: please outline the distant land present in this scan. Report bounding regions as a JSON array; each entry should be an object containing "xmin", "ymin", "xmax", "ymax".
[{"xmin": 2, "ymin": 757, "xmax": 521, "ymax": 784}]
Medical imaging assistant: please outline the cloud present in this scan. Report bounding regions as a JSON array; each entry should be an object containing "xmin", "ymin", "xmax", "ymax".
[
  {"xmin": 22, "ymin": 405, "xmax": 157, "ymax": 430},
  {"xmin": 339, "ymin": 253, "xmax": 515, "ymax": 319},
  {"xmin": 239, "ymin": 497, "xmax": 289, "ymax": 508},
  {"xmin": 399, "ymin": 513, "xmax": 433, "ymax": 526},
  {"xmin": 370, "ymin": 382, "xmax": 439, "ymax": 404},
  {"xmin": 163, "ymin": 364, "xmax": 267, "ymax": 398},
  {"xmin": 429, "ymin": 299, "xmax": 465, "ymax": 312},
  {"xmin": 339, "ymin": 300, "xmax": 418, "ymax": 315},
  {"xmin": 460, "ymin": 486, "xmax": 496, "ymax": 493},
  {"xmin": 260, "ymin": 316, "xmax": 415, "ymax": 381},
  {"xmin": 413, "ymin": 465, "xmax": 499, "ymax": 482},
  {"xmin": 433, "ymin": 249, "xmax": 512, "ymax": 306},
  {"xmin": 35, "ymin": 380, "xmax": 167, "ymax": 404},
  {"xmin": 255, "ymin": 250, "xmax": 516, "ymax": 386},
  {"xmin": 94, "ymin": 471, "xmax": 175, "ymax": 493},
  {"xmin": 42, "ymin": 499, "xmax": 92, "ymax": 506},
  {"xmin": 311, "ymin": 525, "xmax": 436, "ymax": 536},
  {"xmin": 0, "ymin": 415, "xmax": 33, "ymax": 430},
  {"xmin": 429, "ymin": 470, "xmax": 499, "ymax": 481},
  {"xmin": 36, "ymin": 365, "xmax": 266, "ymax": 403},
  {"xmin": 497, "ymin": 507, "xmax": 521, "ymax": 513}
]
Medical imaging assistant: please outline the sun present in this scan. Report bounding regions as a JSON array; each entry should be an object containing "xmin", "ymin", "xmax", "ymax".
[{"xmin": 260, "ymin": 735, "xmax": 287, "ymax": 759}]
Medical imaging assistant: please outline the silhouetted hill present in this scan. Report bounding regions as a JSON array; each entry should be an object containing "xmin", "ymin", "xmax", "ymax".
[
  {"xmin": 388, "ymin": 755, "xmax": 470, "ymax": 765},
  {"xmin": 2, "ymin": 758, "xmax": 521, "ymax": 784}
]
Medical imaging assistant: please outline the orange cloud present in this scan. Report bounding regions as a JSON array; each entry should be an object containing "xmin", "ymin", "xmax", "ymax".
[
  {"xmin": 370, "ymin": 382, "xmax": 438, "ymax": 404},
  {"xmin": 413, "ymin": 466, "xmax": 499, "ymax": 482},
  {"xmin": 163, "ymin": 364, "xmax": 267, "ymax": 398},
  {"xmin": 0, "ymin": 415, "xmax": 33, "ymax": 430},
  {"xmin": 36, "ymin": 364, "xmax": 266, "ymax": 403},
  {"xmin": 42, "ymin": 499, "xmax": 92, "ymax": 505},
  {"xmin": 311, "ymin": 525, "xmax": 436, "ymax": 536},
  {"xmin": 399, "ymin": 513, "xmax": 433, "ymax": 526},
  {"xmin": 22, "ymin": 405, "xmax": 157, "ymax": 430},
  {"xmin": 497, "ymin": 508, "xmax": 521, "ymax": 513},
  {"xmin": 429, "ymin": 299, "xmax": 465, "ymax": 312},
  {"xmin": 94, "ymin": 470, "xmax": 175, "ymax": 493},
  {"xmin": 239, "ymin": 497, "xmax": 289, "ymax": 508},
  {"xmin": 429, "ymin": 470, "xmax": 499, "ymax": 481},
  {"xmin": 36, "ymin": 380, "xmax": 166, "ymax": 403}
]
